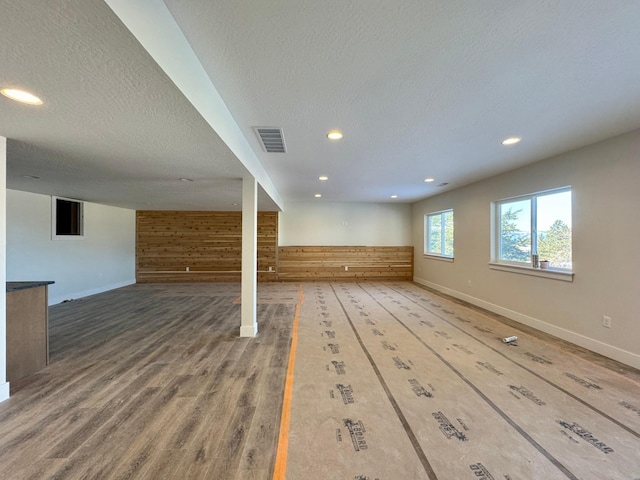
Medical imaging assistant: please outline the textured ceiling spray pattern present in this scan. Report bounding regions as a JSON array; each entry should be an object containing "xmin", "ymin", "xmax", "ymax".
[
  {"xmin": 162, "ymin": 0, "xmax": 640, "ymax": 202},
  {"xmin": 2, "ymin": 1, "xmax": 640, "ymax": 209},
  {"xmin": 0, "ymin": 0, "xmax": 261, "ymax": 210}
]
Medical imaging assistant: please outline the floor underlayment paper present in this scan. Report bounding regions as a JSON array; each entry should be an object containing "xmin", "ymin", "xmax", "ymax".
[{"xmin": 283, "ymin": 282, "xmax": 640, "ymax": 480}]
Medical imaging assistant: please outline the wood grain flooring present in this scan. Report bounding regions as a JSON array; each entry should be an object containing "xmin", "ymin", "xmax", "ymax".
[
  {"xmin": 0, "ymin": 283, "xmax": 297, "ymax": 480},
  {"xmin": 2, "ymin": 282, "xmax": 639, "ymax": 480}
]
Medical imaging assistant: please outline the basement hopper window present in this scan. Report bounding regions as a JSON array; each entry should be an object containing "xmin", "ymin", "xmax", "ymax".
[{"xmin": 52, "ymin": 197, "xmax": 84, "ymax": 239}]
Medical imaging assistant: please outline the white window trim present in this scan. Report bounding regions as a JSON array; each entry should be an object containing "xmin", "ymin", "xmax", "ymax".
[
  {"xmin": 52, "ymin": 196, "xmax": 85, "ymax": 240},
  {"xmin": 424, "ymin": 209, "xmax": 454, "ymax": 259},
  {"xmin": 488, "ymin": 262, "xmax": 574, "ymax": 282},
  {"xmin": 492, "ymin": 186, "xmax": 572, "ymax": 273},
  {"xmin": 423, "ymin": 253, "xmax": 454, "ymax": 262}
]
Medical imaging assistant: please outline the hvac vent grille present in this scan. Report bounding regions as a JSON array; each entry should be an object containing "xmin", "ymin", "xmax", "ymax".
[{"xmin": 254, "ymin": 127, "xmax": 286, "ymax": 153}]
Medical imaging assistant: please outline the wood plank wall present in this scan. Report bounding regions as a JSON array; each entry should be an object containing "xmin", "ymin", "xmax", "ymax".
[
  {"xmin": 136, "ymin": 211, "xmax": 278, "ymax": 283},
  {"xmin": 277, "ymin": 246, "xmax": 413, "ymax": 282}
]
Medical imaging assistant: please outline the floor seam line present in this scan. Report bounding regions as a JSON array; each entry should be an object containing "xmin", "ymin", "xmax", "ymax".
[
  {"xmin": 331, "ymin": 283, "xmax": 439, "ymax": 480},
  {"xmin": 386, "ymin": 283, "xmax": 640, "ymax": 439},
  {"xmin": 362, "ymin": 283, "xmax": 579, "ymax": 480}
]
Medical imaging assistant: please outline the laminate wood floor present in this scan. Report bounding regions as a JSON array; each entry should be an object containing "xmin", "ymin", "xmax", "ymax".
[
  {"xmin": 2, "ymin": 282, "xmax": 639, "ymax": 480},
  {"xmin": 0, "ymin": 283, "xmax": 298, "ymax": 480}
]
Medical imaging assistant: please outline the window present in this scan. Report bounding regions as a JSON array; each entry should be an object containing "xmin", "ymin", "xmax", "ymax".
[
  {"xmin": 425, "ymin": 209, "xmax": 454, "ymax": 257},
  {"xmin": 494, "ymin": 187, "xmax": 571, "ymax": 270},
  {"xmin": 52, "ymin": 197, "xmax": 84, "ymax": 238}
]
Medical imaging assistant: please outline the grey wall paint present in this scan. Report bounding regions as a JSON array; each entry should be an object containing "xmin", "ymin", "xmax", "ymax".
[
  {"xmin": 7, "ymin": 190, "xmax": 135, "ymax": 305},
  {"xmin": 280, "ymin": 201, "xmax": 412, "ymax": 246},
  {"xmin": 0, "ymin": 138, "xmax": 8, "ymax": 402},
  {"xmin": 412, "ymin": 129, "xmax": 640, "ymax": 368}
]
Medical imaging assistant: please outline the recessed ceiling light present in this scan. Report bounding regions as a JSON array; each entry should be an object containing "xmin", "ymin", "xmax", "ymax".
[
  {"xmin": 319, "ymin": 176, "xmax": 328, "ymax": 181},
  {"xmin": 501, "ymin": 137, "xmax": 521, "ymax": 146},
  {"xmin": 179, "ymin": 177, "xmax": 194, "ymax": 182},
  {"xmin": 424, "ymin": 177, "xmax": 435, "ymax": 183},
  {"xmin": 314, "ymin": 194, "xmax": 322, "ymax": 198},
  {"xmin": 390, "ymin": 194, "xmax": 398, "ymax": 199},
  {"xmin": 327, "ymin": 130, "xmax": 343, "ymax": 140},
  {"xmin": 1, "ymin": 88, "xmax": 43, "ymax": 105}
]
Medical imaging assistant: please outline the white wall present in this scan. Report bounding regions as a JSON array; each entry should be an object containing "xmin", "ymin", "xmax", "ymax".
[
  {"xmin": 279, "ymin": 201, "xmax": 412, "ymax": 246},
  {"xmin": 0, "ymin": 138, "xmax": 8, "ymax": 402},
  {"xmin": 7, "ymin": 190, "xmax": 135, "ymax": 305},
  {"xmin": 412, "ymin": 129, "xmax": 640, "ymax": 369}
]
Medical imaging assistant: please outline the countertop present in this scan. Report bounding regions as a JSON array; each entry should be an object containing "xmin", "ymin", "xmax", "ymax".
[{"xmin": 7, "ymin": 281, "xmax": 55, "ymax": 293}]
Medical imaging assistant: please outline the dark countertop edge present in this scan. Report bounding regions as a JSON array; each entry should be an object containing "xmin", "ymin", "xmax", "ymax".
[{"xmin": 7, "ymin": 281, "xmax": 55, "ymax": 292}]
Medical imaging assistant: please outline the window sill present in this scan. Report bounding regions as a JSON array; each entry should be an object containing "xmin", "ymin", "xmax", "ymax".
[
  {"xmin": 52, "ymin": 235, "xmax": 86, "ymax": 241},
  {"xmin": 424, "ymin": 254, "xmax": 454, "ymax": 263},
  {"xmin": 488, "ymin": 262, "xmax": 573, "ymax": 282}
]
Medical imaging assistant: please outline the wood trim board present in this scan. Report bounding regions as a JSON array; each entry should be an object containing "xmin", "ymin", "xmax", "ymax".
[
  {"xmin": 278, "ymin": 246, "xmax": 413, "ymax": 282},
  {"xmin": 136, "ymin": 211, "xmax": 278, "ymax": 283}
]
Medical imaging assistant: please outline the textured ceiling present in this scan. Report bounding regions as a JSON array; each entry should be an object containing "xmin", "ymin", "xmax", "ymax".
[
  {"xmin": 2, "ymin": 1, "xmax": 640, "ymax": 211},
  {"xmin": 0, "ymin": 0, "xmax": 277, "ymax": 211}
]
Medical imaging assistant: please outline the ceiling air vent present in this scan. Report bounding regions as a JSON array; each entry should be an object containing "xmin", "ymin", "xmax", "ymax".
[{"xmin": 254, "ymin": 127, "xmax": 286, "ymax": 153}]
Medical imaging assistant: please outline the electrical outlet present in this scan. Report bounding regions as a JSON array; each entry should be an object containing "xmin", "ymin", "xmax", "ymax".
[
  {"xmin": 345, "ymin": 266, "xmax": 349, "ymax": 271},
  {"xmin": 602, "ymin": 315, "xmax": 611, "ymax": 328},
  {"xmin": 467, "ymin": 280, "xmax": 472, "ymax": 288},
  {"xmin": 186, "ymin": 266, "xmax": 190, "ymax": 272}
]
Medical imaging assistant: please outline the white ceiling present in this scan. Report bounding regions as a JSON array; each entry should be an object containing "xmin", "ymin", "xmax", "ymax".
[{"xmin": 2, "ymin": 0, "xmax": 640, "ymax": 211}]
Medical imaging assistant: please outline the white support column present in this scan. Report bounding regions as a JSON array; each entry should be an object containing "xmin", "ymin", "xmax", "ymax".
[
  {"xmin": 240, "ymin": 175, "xmax": 258, "ymax": 337},
  {"xmin": 0, "ymin": 137, "xmax": 9, "ymax": 402}
]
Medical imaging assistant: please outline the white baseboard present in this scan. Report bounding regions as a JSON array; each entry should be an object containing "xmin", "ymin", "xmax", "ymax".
[
  {"xmin": 240, "ymin": 324, "xmax": 258, "ymax": 337},
  {"xmin": 0, "ymin": 381, "xmax": 9, "ymax": 403},
  {"xmin": 413, "ymin": 276, "xmax": 640, "ymax": 370},
  {"xmin": 49, "ymin": 279, "xmax": 136, "ymax": 306}
]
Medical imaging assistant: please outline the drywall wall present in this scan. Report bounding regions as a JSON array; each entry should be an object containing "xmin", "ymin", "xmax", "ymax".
[
  {"xmin": 279, "ymin": 201, "xmax": 411, "ymax": 246},
  {"xmin": 0, "ymin": 138, "xmax": 8, "ymax": 402},
  {"xmin": 7, "ymin": 190, "xmax": 135, "ymax": 305},
  {"xmin": 412, "ymin": 129, "xmax": 640, "ymax": 368}
]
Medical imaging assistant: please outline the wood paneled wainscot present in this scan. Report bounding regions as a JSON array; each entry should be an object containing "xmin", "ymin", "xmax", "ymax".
[
  {"xmin": 6, "ymin": 281, "xmax": 54, "ymax": 382},
  {"xmin": 136, "ymin": 211, "xmax": 278, "ymax": 283},
  {"xmin": 278, "ymin": 246, "xmax": 413, "ymax": 282}
]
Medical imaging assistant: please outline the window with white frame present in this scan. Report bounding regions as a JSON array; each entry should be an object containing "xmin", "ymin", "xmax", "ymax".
[
  {"xmin": 425, "ymin": 209, "xmax": 454, "ymax": 257},
  {"xmin": 52, "ymin": 197, "xmax": 84, "ymax": 239},
  {"xmin": 493, "ymin": 187, "xmax": 572, "ymax": 270}
]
